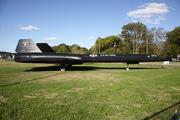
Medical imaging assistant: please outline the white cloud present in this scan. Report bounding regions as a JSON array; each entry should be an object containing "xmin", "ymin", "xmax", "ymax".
[
  {"xmin": 7, "ymin": 26, "xmax": 11, "ymax": 29},
  {"xmin": 127, "ymin": 3, "xmax": 169, "ymax": 24},
  {"xmin": 60, "ymin": 38, "xmax": 65, "ymax": 41},
  {"xmin": 79, "ymin": 44, "xmax": 86, "ymax": 47},
  {"xmin": 87, "ymin": 37, "xmax": 95, "ymax": 39},
  {"xmin": 169, "ymin": 7, "xmax": 175, "ymax": 10},
  {"xmin": 42, "ymin": 37, "xmax": 64, "ymax": 41},
  {"xmin": 18, "ymin": 25, "xmax": 40, "ymax": 31},
  {"xmin": 1, "ymin": 26, "xmax": 12, "ymax": 31},
  {"xmin": 137, "ymin": 4, "xmax": 145, "ymax": 8},
  {"xmin": 156, "ymin": 16, "xmax": 166, "ymax": 21},
  {"xmin": 133, "ymin": 20, "xmax": 138, "ymax": 23},
  {"xmin": 140, "ymin": 16, "xmax": 166, "ymax": 24},
  {"xmin": 141, "ymin": 18, "xmax": 153, "ymax": 24}
]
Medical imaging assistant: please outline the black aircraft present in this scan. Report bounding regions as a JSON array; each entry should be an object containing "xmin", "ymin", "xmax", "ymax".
[{"xmin": 15, "ymin": 39, "xmax": 170, "ymax": 71}]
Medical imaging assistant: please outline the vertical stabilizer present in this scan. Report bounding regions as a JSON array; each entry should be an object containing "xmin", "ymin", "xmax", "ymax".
[
  {"xmin": 15, "ymin": 39, "xmax": 42, "ymax": 53},
  {"xmin": 37, "ymin": 43, "xmax": 56, "ymax": 53}
]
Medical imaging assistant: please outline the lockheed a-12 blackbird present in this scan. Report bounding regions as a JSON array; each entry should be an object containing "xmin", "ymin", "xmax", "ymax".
[{"xmin": 15, "ymin": 39, "xmax": 170, "ymax": 71}]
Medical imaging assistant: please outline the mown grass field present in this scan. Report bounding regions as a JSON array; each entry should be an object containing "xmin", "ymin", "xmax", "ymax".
[{"xmin": 0, "ymin": 60, "xmax": 180, "ymax": 120}]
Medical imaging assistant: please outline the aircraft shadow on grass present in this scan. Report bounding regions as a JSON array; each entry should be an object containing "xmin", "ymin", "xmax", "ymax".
[
  {"xmin": 144, "ymin": 100, "xmax": 180, "ymax": 120},
  {"xmin": 0, "ymin": 72, "xmax": 64, "ymax": 87},
  {"xmin": 24, "ymin": 65, "xmax": 161, "ymax": 72}
]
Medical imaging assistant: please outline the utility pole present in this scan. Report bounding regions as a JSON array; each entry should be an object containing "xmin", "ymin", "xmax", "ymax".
[
  {"xmin": 146, "ymin": 38, "xmax": 148, "ymax": 54},
  {"xmin": 178, "ymin": 55, "xmax": 179, "ymax": 62},
  {"xmin": 114, "ymin": 42, "xmax": 116, "ymax": 54},
  {"xmin": 63, "ymin": 43, "xmax": 65, "ymax": 53},
  {"xmin": 98, "ymin": 37, "xmax": 100, "ymax": 54}
]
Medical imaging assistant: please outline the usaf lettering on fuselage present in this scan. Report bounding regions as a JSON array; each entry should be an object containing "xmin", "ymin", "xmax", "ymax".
[{"xmin": 89, "ymin": 54, "xmax": 116, "ymax": 57}]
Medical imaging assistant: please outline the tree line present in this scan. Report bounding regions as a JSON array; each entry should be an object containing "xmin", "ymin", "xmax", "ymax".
[{"xmin": 52, "ymin": 22, "xmax": 180, "ymax": 58}]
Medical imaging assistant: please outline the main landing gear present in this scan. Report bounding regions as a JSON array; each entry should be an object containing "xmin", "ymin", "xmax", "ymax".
[
  {"xmin": 126, "ymin": 64, "xmax": 129, "ymax": 71},
  {"xmin": 60, "ymin": 64, "xmax": 72, "ymax": 71},
  {"xmin": 60, "ymin": 64, "xmax": 65, "ymax": 71},
  {"xmin": 125, "ymin": 62, "xmax": 139, "ymax": 71}
]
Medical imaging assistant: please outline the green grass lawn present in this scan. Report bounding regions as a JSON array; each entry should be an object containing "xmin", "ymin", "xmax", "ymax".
[{"xmin": 0, "ymin": 60, "xmax": 180, "ymax": 119}]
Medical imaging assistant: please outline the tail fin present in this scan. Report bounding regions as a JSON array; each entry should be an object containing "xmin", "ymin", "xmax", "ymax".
[
  {"xmin": 37, "ymin": 43, "xmax": 56, "ymax": 53},
  {"xmin": 15, "ymin": 39, "xmax": 42, "ymax": 53}
]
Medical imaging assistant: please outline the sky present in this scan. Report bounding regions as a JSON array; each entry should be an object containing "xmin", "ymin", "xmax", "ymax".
[{"xmin": 0, "ymin": 0, "xmax": 180, "ymax": 53}]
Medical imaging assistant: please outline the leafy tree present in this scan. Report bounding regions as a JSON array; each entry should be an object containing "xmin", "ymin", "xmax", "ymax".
[
  {"xmin": 121, "ymin": 22, "xmax": 147, "ymax": 54},
  {"xmin": 150, "ymin": 27, "xmax": 167, "ymax": 56},
  {"xmin": 52, "ymin": 43, "xmax": 89, "ymax": 54},
  {"xmin": 166, "ymin": 26, "xmax": 180, "ymax": 46},
  {"xmin": 52, "ymin": 43, "xmax": 70, "ymax": 53},
  {"xmin": 101, "ymin": 48, "xmax": 114, "ymax": 54},
  {"xmin": 81, "ymin": 47, "xmax": 89, "ymax": 54},
  {"xmin": 168, "ymin": 44, "xmax": 180, "ymax": 58},
  {"xmin": 71, "ymin": 44, "xmax": 80, "ymax": 49},
  {"xmin": 95, "ymin": 35, "xmax": 123, "ymax": 54},
  {"xmin": 71, "ymin": 47, "xmax": 85, "ymax": 54},
  {"xmin": 70, "ymin": 44, "xmax": 87, "ymax": 54},
  {"xmin": 89, "ymin": 44, "xmax": 98, "ymax": 54},
  {"xmin": 117, "ymin": 39, "xmax": 132, "ymax": 54},
  {"xmin": 166, "ymin": 26, "xmax": 180, "ymax": 58},
  {"xmin": 1, "ymin": 54, "xmax": 11, "ymax": 59},
  {"xmin": 145, "ymin": 29, "xmax": 156, "ymax": 54}
]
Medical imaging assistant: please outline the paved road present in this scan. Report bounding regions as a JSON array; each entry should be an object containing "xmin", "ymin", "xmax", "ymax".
[{"xmin": 140, "ymin": 63, "xmax": 180, "ymax": 66}]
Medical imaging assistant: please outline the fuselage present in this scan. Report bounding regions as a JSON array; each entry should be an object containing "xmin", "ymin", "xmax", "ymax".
[{"xmin": 15, "ymin": 53, "xmax": 169, "ymax": 64}]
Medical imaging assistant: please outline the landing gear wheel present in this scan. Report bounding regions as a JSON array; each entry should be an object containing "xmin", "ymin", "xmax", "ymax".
[
  {"xmin": 126, "ymin": 64, "xmax": 129, "ymax": 71},
  {"xmin": 60, "ymin": 64, "xmax": 65, "ymax": 71},
  {"xmin": 126, "ymin": 67, "xmax": 129, "ymax": 71}
]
